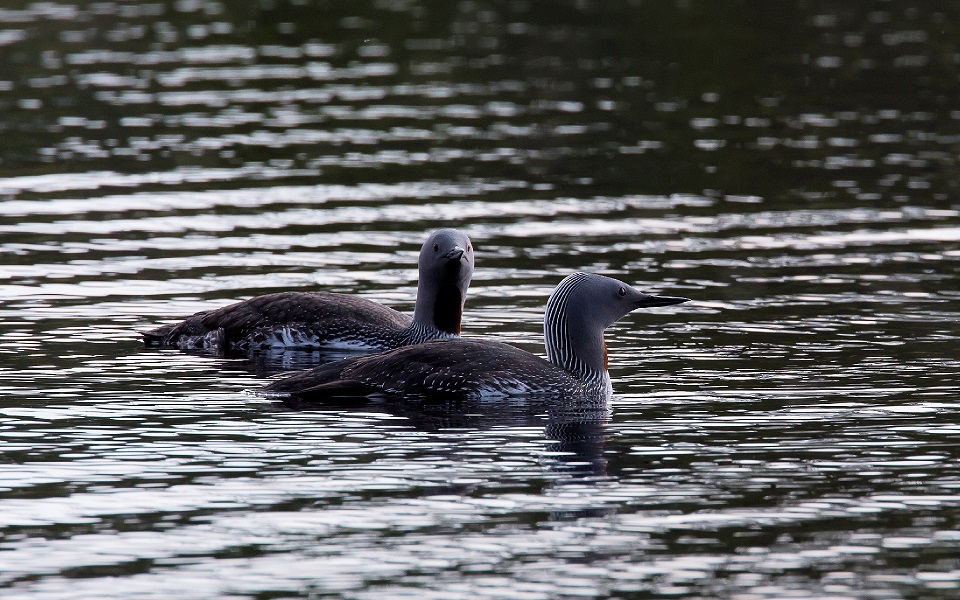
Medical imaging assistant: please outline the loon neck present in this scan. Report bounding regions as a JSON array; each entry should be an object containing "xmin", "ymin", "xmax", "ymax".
[
  {"xmin": 543, "ymin": 275, "xmax": 609, "ymax": 382},
  {"xmin": 413, "ymin": 282, "xmax": 463, "ymax": 336}
]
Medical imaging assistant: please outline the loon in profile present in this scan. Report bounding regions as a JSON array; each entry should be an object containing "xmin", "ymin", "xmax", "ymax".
[
  {"xmin": 261, "ymin": 272, "xmax": 689, "ymax": 403},
  {"xmin": 142, "ymin": 229, "xmax": 474, "ymax": 355}
]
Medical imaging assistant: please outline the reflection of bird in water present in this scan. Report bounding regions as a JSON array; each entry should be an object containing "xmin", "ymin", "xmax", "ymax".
[
  {"xmin": 261, "ymin": 272, "xmax": 689, "ymax": 403},
  {"xmin": 275, "ymin": 393, "xmax": 614, "ymax": 482},
  {"xmin": 542, "ymin": 412, "xmax": 611, "ymax": 479},
  {"xmin": 542, "ymin": 420, "xmax": 622, "ymax": 521},
  {"xmin": 141, "ymin": 229, "xmax": 474, "ymax": 356}
]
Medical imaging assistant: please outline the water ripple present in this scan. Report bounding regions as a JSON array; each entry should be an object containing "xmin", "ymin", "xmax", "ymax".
[{"xmin": 2, "ymin": 1, "xmax": 960, "ymax": 598}]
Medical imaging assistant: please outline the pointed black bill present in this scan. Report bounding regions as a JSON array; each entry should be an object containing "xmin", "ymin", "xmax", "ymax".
[{"xmin": 635, "ymin": 294, "xmax": 690, "ymax": 308}]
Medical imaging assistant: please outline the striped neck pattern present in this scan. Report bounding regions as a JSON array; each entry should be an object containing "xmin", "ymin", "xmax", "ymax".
[
  {"xmin": 404, "ymin": 320, "xmax": 460, "ymax": 345},
  {"xmin": 543, "ymin": 272, "xmax": 609, "ymax": 386}
]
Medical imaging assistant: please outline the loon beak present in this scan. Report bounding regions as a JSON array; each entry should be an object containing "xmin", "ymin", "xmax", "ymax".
[
  {"xmin": 636, "ymin": 294, "xmax": 690, "ymax": 308},
  {"xmin": 444, "ymin": 246, "xmax": 466, "ymax": 261}
]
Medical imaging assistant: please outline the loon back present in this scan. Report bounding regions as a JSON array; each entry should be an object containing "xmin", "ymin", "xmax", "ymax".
[
  {"xmin": 142, "ymin": 291, "xmax": 412, "ymax": 352},
  {"xmin": 141, "ymin": 229, "xmax": 474, "ymax": 354},
  {"xmin": 260, "ymin": 338, "xmax": 585, "ymax": 402}
]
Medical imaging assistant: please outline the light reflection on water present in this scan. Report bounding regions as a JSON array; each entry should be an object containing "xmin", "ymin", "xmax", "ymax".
[{"xmin": 2, "ymin": 0, "xmax": 960, "ymax": 598}]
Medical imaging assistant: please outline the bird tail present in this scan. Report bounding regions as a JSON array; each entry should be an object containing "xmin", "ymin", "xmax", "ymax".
[
  {"xmin": 255, "ymin": 359, "xmax": 380, "ymax": 407},
  {"xmin": 140, "ymin": 323, "xmax": 179, "ymax": 347}
]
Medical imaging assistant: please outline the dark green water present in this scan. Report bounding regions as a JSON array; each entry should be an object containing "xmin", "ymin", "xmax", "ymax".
[{"xmin": 2, "ymin": 1, "xmax": 959, "ymax": 598}]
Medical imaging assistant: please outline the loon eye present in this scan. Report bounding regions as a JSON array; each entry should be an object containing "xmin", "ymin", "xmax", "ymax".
[
  {"xmin": 618, "ymin": 287, "xmax": 626, "ymax": 297},
  {"xmin": 433, "ymin": 243, "xmax": 439, "ymax": 253}
]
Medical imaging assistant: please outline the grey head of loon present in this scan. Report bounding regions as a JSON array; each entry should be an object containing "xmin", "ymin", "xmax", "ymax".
[
  {"xmin": 412, "ymin": 228, "xmax": 475, "ymax": 335},
  {"xmin": 543, "ymin": 272, "xmax": 689, "ymax": 381}
]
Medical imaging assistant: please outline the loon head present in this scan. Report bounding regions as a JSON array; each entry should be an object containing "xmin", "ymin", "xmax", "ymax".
[
  {"xmin": 543, "ymin": 272, "xmax": 689, "ymax": 380},
  {"xmin": 413, "ymin": 228, "xmax": 475, "ymax": 335}
]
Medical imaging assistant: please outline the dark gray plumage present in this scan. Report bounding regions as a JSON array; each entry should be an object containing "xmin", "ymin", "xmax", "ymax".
[
  {"xmin": 261, "ymin": 272, "xmax": 689, "ymax": 403},
  {"xmin": 142, "ymin": 229, "xmax": 474, "ymax": 355}
]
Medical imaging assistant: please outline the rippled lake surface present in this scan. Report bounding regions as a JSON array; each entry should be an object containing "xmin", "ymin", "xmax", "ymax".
[{"xmin": 2, "ymin": 1, "xmax": 960, "ymax": 598}]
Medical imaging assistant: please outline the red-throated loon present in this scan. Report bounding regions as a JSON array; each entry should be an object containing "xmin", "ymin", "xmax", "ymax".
[
  {"xmin": 260, "ymin": 272, "xmax": 689, "ymax": 402},
  {"xmin": 142, "ymin": 229, "xmax": 474, "ymax": 355}
]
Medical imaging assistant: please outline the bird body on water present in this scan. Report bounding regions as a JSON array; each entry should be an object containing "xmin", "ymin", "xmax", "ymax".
[
  {"xmin": 261, "ymin": 272, "xmax": 689, "ymax": 403},
  {"xmin": 142, "ymin": 229, "xmax": 474, "ymax": 355}
]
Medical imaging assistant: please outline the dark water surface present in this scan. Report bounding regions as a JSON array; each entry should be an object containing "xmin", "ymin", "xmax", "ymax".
[{"xmin": 2, "ymin": 1, "xmax": 960, "ymax": 598}]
